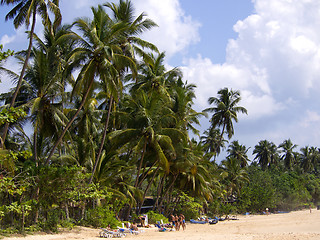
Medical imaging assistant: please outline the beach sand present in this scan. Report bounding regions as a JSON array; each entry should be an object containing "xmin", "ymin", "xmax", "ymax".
[{"xmin": 2, "ymin": 209, "xmax": 320, "ymax": 240}]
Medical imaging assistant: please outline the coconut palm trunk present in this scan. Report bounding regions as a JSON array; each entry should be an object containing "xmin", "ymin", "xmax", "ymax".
[
  {"xmin": 138, "ymin": 165, "xmax": 160, "ymax": 214},
  {"xmin": 89, "ymin": 96, "xmax": 113, "ymax": 184},
  {"xmin": 1, "ymin": 10, "xmax": 37, "ymax": 148},
  {"xmin": 45, "ymin": 75, "xmax": 95, "ymax": 165}
]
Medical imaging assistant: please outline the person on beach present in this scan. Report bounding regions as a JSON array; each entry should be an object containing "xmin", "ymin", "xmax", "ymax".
[
  {"xmin": 130, "ymin": 222, "xmax": 138, "ymax": 231},
  {"xmin": 309, "ymin": 204, "xmax": 312, "ymax": 213},
  {"xmin": 170, "ymin": 214, "xmax": 176, "ymax": 228},
  {"xmin": 175, "ymin": 214, "xmax": 180, "ymax": 231},
  {"xmin": 139, "ymin": 215, "xmax": 145, "ymax": 227},
  {"xmin": 180, "ymin": 214, "xmax": 186, "ymax": 230}
]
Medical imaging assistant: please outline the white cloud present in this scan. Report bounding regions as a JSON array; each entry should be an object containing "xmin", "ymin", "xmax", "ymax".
[
  {"xmin": 181, "ymin": 0, "xmax": 320, "ymax": 150},
  {"xmin": 60, "ymin": 0, "xmax": 201, "ymax": 58},
  {"xmin": 0, "ymin": 34, "xmax": 16, "ymax": 47},
  {"xmin": 134, "ymin": 0, "xmax": 201, "ymax": 57}
]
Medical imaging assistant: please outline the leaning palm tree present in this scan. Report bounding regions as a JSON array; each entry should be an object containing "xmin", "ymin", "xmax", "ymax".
[
  {"xmin": 278, "ymin": 139, "xmax": 298, "ymax": 170},
  {"xmin": 204, "ymin": 88, "xmax": 247, "ymax": 155},
  {"xmin": 253, "ymin": 140, "xmax": 279, "ymax": 170},
  {"xmin": 0, "ymin": 0, "xmax": 61, "ymax": 147}
]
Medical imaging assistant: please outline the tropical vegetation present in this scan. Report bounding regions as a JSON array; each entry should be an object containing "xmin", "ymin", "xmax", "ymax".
[{"xmin": 0, "ymin": 0, "xmax": 319, "ymax": 235}]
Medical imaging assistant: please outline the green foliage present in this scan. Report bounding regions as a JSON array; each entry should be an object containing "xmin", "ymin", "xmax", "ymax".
[
  {"xmin": 83, "ymin": 206, "xmax": 120, "ymax": 228},
  {"xmin": 37, "ymin": 209, "xmax": 63, "ymax": 232},
  {"xmin": 238, "ymin": 166, "xmax": 276, "ymax": 212},
  {"xmin": 168, "ymin": 192, "xmax": 202, "ymax": 220},
  {"xmin": 146, "ymin": 211, "xmax": 168, "ymax": 224},
  {"xmin": 272, "ymin": 171, "xmax": 311, "ymax": 210},
  {"xmin": 0, "ymin": 44, "xmax": 14, "ymax": 63},
  {"xmin": 0, "ymin": 107, "xmax": 26, "ymax": 126}
]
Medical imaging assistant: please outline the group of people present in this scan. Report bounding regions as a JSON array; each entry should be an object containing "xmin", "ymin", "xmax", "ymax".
[{"xmin": 170, "ymin": 214, "xmax": 186, "ymax": 231}]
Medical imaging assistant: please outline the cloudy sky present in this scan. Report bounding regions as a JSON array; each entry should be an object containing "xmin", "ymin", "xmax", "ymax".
[{"xmin": 1, "ymin": 0, "xmax": 320, "ymax": 161}]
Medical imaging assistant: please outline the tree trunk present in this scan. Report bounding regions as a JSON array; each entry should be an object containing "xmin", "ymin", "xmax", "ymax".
[
  {"xmin": 45, "ymin": 75, "xmax": 95, "ymax": 165},
  {"xmin": 89, "ymin": 96, "xmax": 113, "ymax": 184},
  {"xmin": 158, "ymin": 174, "xmax": 178, "ymax": 212},
  {"xmin": 153, "ymin": 176, "xmax": 164, "ymax": 211},
  {"xmin": 1, "ymin": 10, "xmax": 37, "ymax": 148},
  {"xmin": 134, "ymin": 140, "xmax": 147, "ymax": 189},
  {"xmin": 33, "ymin": 127, "xmax": 38, "ymax": 166},
  {"xmin": 137, "ymin": 165, "xmax": 160, "ymax": 214},
  {"xmin": 65, "ymin": 202, "xmax": 70, "ymax": 220},
  {"xmin": 137, "ymin": 160, "xmax": 158, "ymax": 188}
]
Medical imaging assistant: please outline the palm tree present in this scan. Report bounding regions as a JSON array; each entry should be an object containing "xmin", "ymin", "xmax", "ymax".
[
  {"xmin": 108, "ymin": 88, "xmax": 185, "ymax": 213},
  {"xmin": 201, "ymin": 126, "xmax": 227, "ymax": 161},
  {"xmin": 23, "ymin": 48, "xmax": 67, "ymax": 164},
  {"xmin": 220, "ymin": 157, "xmax": 249, "ymax": 200},
  {"xmin": 45, "ymin": 5, "xmax": 136, "ymax": 165},
  {"xmin": 204, "ymin": 87, "xmax": 247, "ymax": 154},
  {"xmin": 71, "ymin": 97, "xmax": 102, "ymax": 168},
  {"xmin": 0, "ymin": 0, "xmax": 61, "ymax": 147},
  {"xmin": 278, "ymin": 139, "xmax": 298, "ymax": 170},
  {"xmin": 131, "ymin": 52, "xmax": 181, "ymax": 99},
  {"xmin": 253, "ymin": 140, "xmax": 279, "ymax": 170},
  {"xmin": 299, "ymin": 146, "xmax": 319, "ymax": 173},
  {"xmin": 104, "ymin": 0, "xmax": 158, "ymax": 60},
  {"xmin": 89, "ymin": 1, "xmax": 158, "ymax": 184},
  {"xmin": 227, "ymin": 140, "xmax": 250, "ymax": 168},
  {"xmin": 170, "ymin": 78, "xmax": 204, "ymax": 140}
]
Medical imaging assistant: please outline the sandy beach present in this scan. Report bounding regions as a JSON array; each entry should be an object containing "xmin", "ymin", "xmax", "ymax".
[{"xmin": 2, "ymin": 209, "xmax": 320, "ymax": 240}]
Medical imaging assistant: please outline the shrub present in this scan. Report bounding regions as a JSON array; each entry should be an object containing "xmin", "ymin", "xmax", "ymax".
[
  {"xmin": 146, "ymin": 211, "xmax": 168, "ymax": 224},
  {"xmin": 83, "ymin": 206, "xmax": 120, "ymax": 228}
]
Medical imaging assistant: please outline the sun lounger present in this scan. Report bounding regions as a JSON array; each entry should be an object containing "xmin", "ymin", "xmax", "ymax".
[
  {"xmin": 155, "ymin": 223, "xmax": 167, "ymax": 232},
  {"xmin": 190, "ymin": 219, "xmax": 207, "ymax": 224},
  {"xmin": 117, "ymin": 227, "xmax": 139, "ymax": 235},
  {"xmin": 99, "ymin": 228, "xmax": 126, "ymax": 238}
]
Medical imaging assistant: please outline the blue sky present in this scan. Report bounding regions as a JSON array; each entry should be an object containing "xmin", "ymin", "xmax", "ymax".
[{"xmin": 1, "ymin": 0, "xmax": 320, "ymax": 162}]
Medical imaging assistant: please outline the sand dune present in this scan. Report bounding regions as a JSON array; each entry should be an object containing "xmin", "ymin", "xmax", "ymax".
[{"xmin": 3, "ymin": 209, "xmax": 320, "ymax": 240}]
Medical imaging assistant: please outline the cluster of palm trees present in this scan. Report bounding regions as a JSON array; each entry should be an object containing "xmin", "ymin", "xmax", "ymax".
[
  {"xmin": 253, "ymin": 139, "xmax": 320, "ymax": 173},
  {"xmin": 0, "ymin": 0, "xmax": 250, "ymax": 221},
  {"xmin": 2, "ymin": 1, "xmax": 318, "ymax": 230}
]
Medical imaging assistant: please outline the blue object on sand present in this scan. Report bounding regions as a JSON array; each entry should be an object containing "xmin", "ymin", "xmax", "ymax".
[{"xmin": 190, "ymin": 219, "xmax": 207, "ymax": 224}]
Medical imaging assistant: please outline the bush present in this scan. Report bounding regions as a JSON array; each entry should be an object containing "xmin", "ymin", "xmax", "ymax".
[
  {"xmin": 83, "ymin": 206, "xmax": 120, "ymax": 228},
  {"xmin": 168, "ymin": 192, "xmax": 202, "ymax": 220},
  {"xmin": 146, "ymin": 211, "xmax": 168, "ymax": 224}
]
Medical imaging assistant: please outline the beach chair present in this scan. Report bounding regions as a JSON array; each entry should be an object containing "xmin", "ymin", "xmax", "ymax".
[
  {"xmin": 99, "ymin": 228, "xmax": 126, "ymax": 238},
  {"xmin": 117, "ymin": 227, "xmax": 139, "ymax": 235},
  {"xmin": 155, "ymin": 223, "xmax": 167, "ymax": 232}
]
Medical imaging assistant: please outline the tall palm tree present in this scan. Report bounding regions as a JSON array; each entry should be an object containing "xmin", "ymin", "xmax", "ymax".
[
  {"xmin": 227, "ymin": 140, "xmax": 250, "ymax": 168},
  {"xmin": 170, "ymin": 78, "xmax": 204, "ymax": 139},
  {"xmin": 45, "ymin": 5, "xmax": 136, "ymax": 166},
  {"xmin": 0, "ymin": 0, "xmax": 61, "ymax": 147},
  {"xmin": 253, "ymin": 140, "xmax": 279, "ymax": 170},
  {"xmin": 23, "ymin": 48, "xmax": 67, "ymax": 164},
  {"xmin": 89, "ymin": 0, "xmax": 158, "ymax": 184},
  {"xmin": 278, "ymin": 139, "xmax": 298, "ymax": 170},
  {"xmin": 204, "ymin": 87, "xmax": 247, "ymax": 154},
  {"xmin": 104, "ymin": 0, "xmax": 158, "ymax": 60}
]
